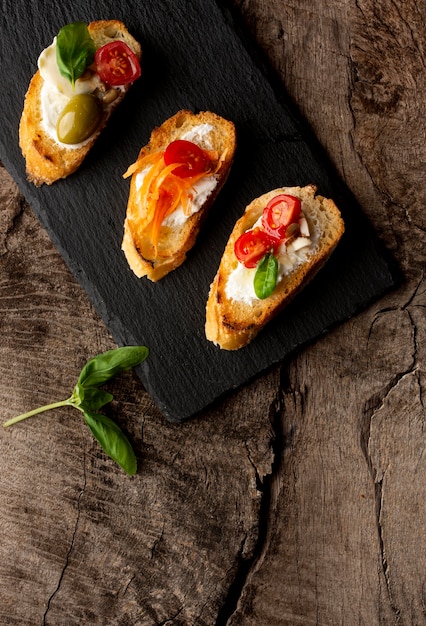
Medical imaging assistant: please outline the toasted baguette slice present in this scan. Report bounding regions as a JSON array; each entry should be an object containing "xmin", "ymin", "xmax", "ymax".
[
  {"xmin": 121, "ymin": 109, "xmax": 236, "ymax": 281},
  {"xmin": 19, "ymin": 20, "xmax": 142, "ymax": 186},
  {"xmin": 205, "ymin": 184, "xmax": 345, "ymax": 350}
]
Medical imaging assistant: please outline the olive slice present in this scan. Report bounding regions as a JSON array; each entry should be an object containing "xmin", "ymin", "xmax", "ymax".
[{"xmin": 56, "ymin": 94, "xmax": 102, "ymax": 144}]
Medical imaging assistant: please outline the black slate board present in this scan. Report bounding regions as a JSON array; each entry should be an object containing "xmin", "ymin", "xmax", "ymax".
[{"xmin": 1, "ymin": 0, "xmax": 397, "ymax": 421}]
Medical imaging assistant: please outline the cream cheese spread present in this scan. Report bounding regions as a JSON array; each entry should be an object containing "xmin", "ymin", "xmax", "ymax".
[
  {"xmin": 38, "ymin": 38, "xmax": 103, "ymax": 148},
  {"xmin": 38, "ymin": 38, "xmax": 102, "ymax": 97},
  {"xmin": 225, "ymin": 210, "xmax": 319, "ymax": 304},
  {"xmin": 38, "ymin": 37, "xmax": 121, "ymax": 149},
  {"xmin": 180, "ymin": 123, "xmax": 215, "ymax": 150}
]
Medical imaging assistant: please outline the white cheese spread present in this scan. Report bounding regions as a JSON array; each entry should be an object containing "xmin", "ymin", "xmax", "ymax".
[
  {"xmin": 38, "ymin": 38, "xmax": 102, "ymax": 97},
  {"xmin": 225, "ymin": 210, "xmax": 318, "ymax": 304},
  {"xmin": 38, "ymin": 37, "xmax": 119, "ymax": 149},
  {"xmin": 180, "ymin": 124, "xmax": 215, "ymax": 150},
  {"xmin": 38, "ymin": 38, "xmax": 102, "ymax": 148},
  {"xmin": 225, "ymin": 262, "xmax": 258, "ymax": 303}
]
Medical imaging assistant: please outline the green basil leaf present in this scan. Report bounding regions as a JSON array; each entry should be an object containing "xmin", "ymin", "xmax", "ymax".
[
  {"xmin": 254, "ymin": 253, "xmax": 278, "ymax": 299},
  {"xmin": 77, "ymin": 346, "xmax": 149, "ymax": 389},
  {"xmin": 76, "ymin": 387, "xmax": 114, "ymax": 411},
  {"xmin": 56, "ymin": 21, "xmax": 96, "ymax": 87},
  {"xmin": 83, "ymin": 410, "xmax": 137, "ymax": 475}
]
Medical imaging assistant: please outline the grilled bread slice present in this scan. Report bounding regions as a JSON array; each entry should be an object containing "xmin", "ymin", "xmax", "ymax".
[
  {"xmin": 19, "ymin": 20, "xmax": 142, "ymax": 186},
  {"xmin": 121, "ymin": 109, "xmax": 236, "ymax": 281},
  {"xmin": 205, "ymin": 184, "xmax": 344, "ymax": 350}
]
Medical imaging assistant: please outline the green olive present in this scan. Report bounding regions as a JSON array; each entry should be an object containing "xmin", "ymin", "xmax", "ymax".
[{"xmin": 56, "ymin": 94, "xmax": 102, "ymax": 144}]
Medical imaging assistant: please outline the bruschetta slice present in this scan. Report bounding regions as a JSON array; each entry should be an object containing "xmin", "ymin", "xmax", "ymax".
[
  {"xmin": 205, "ymin": 184, "xmax": 344, "ymax": 350},
  {"xmin": 19, "ymin": 20, "xmax": 142, "ymax": 185},
  {"xmin": 121, "ymin": 109, "xmax": 236, "ymax": 281}
]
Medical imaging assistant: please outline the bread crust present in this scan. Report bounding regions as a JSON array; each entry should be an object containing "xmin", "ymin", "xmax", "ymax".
[
  {"xmin": 205, "ymin": 184, "xmax": 345, "ymax": 350},
  {"xmin": 121, "ymin": 109, "xmax": 236, "ymax": 281},
  {"xmin": 19, "ymin": 20, "xmax": 142, "ymax": 186}
]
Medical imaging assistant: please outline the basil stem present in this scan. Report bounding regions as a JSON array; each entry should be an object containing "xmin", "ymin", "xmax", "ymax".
[
  {"xmin": 2, "ymin": 399, "xmax": 75, "ymax": 427},
  {"xmin": 254, "ymin": 253, "xmax": 279, "ymax": 299},
  {"xmin": 3, "ymin": 346, "xmax": 149, "ymax": 475},
  {"xmin": 56, "ymin": 21, "xmax": 96, "ymax": 87}
]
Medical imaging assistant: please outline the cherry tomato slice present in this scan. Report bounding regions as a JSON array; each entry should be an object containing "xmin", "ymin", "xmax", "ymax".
[
  {"xmin": 234, "ymin": 228, "xmax": 276, "ymax": 268},
  {"xmin": 95, "ymin": 41, "xmax": 141, "ymax": 87},
  {"xmin": 261, "ymin": 194, "xmax": 302, "ymax": 240},
  {"xmin": 163, "ymin": 140, "xmax": 210, "ymax": 178}
]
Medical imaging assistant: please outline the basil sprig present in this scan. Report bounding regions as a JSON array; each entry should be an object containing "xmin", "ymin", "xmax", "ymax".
[
  {"xmin": 3, "ymin": 346, "xmax": 149, "ymax": 476},
  {"xmin": 254, "ymin": 253, "xmax": 279, "ymax": 299},
  {"xmin": 56, "ymin": 21, "xmax": 96, "ymax": 87}
]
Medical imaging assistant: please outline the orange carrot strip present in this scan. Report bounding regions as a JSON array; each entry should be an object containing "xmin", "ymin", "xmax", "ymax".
[
  {"xmin": 148, "ymin": 190, "xmax": 180, "ymax": 253},
  {"xmin": 147, "ymin": 165, "xmax": 198, "ymax": 224},
  {"xmin": 138, "ymin": 157, "xmax": 167, "ymax": 220},
  {"xmin": 213, "ymin": 148, "xmax": 228, "ymax": 174},
  {"xmin": 205, "ymin": 150, "xmax": 219, "ymax": 161},
  {"xmin": 178, "ymin": 171, "xmax": 216, "ymax": 215},
  {"xmin": 127, "ymin": 143, "xmax": 225, "ymax": 252},
  {"xmin": 150, "ymin": 163, "xmax": 184, "ymax": 194},
  {"xmin": 123, "ymin": 151, "xmax": 163, "ymax": 179}
]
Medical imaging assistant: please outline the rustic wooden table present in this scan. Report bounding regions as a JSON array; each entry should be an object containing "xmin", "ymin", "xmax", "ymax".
[{"xmin": 1, "ymin": 0, "xmax": 425, "ymax": 624}]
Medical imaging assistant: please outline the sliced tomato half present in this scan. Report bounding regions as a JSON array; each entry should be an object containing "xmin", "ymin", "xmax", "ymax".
[
  {"xmin": 163, "ymin": 140, "xmax": 210, "ymax": 178},
  {"xmin": 261, "ymin": 194, "xmax": 302, "ymax": 240},
  {"xmin": 95, "ymin": 41, "xmax": 141, "ymax": 87},
  {"xmin": 234, "ymin": 228, "xmax": 276, "ymax": 268}
]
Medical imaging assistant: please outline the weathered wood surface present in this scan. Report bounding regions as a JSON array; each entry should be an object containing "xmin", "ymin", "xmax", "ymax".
[{"xmin": 0, "ymin": 0, "xmax": 425, "ymax": 624}]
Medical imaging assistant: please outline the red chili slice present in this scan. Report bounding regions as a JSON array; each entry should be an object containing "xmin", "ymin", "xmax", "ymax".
[
  {"xmin": 234, "ymin": 228, "xmax": 276, "ymax": 268},
  {"xmin": 261, "ymin": 194, "xmax": 302, "ymax": 240},
  {"xmin": 163, "ymin": 139, "xmax": 210, "ymax": 178}
]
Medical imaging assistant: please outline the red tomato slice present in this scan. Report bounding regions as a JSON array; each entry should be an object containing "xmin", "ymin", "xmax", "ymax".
[
  {"xmin": 234, "ymin": 228, "xmax": 276, "ymax": 268},
  {"xmin": 163, "ymin": 140, "xmax": 210, "ymax": 178},
  {"xmin": 95, "ymin": 41, "xmax": 141, "ymax": 87},
  {"xmin": 261, "ymin": 194, "xmax": 302, "ymax": 240}
]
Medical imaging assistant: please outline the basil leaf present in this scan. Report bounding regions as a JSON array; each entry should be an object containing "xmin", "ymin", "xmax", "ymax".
[
  {"xmin": 4, "ymin": 344, "xmax": 148, "ymax": 476},
  {"xmin": 56, "ymin": 21, "xmax": 96, "ymax": 87},
  {"xmin": 83, "ymin": 410, "xmax": 137, "ymax": 476},
  {"xmin": 254, "ymin": 253, "xmax": 279, "ymax": 299},
  {"xmin": 76, "ymin": 387, "xmax": 114, "ymax": 411},
  {"xmin": 78, "ymin": 346, "xmax": 149, "ymax": 389}
]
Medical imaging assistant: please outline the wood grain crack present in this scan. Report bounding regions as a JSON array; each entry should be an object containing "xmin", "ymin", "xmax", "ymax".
[
  {"xmin": 374, "ymin": 478, "xmax": 402, "ymax": 623},
  {"xmin": 156, "ymin": 606, "xmax": 184, "ymax": 625},
  {"xmin": 214, "ymin": 380, "xmax": 284, "ymax": 625},
  {"xmin": 360, "ymin": 283, "xmax": 423, "ymax": 622},
  {"xmin": 361, "ymin": 363, "xmax": 418, "ymax": 475},
  {"xmin": 214, "ymin": 532, "xmax": 250, "ymax": 626},
  {"xmin": 151, "ymin": 520, "xmax": 165, "ymax": 560},
  {"xmin": 244, "ymin": 441, "xmax": 263, "ymax": 492},
  {"xmin": 0, "ymin": 190, "xmax": 25, "ymax": 257},
  {"xmin": 42, "ymin": 455, "xmax": 87, "ymax": 625}
]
